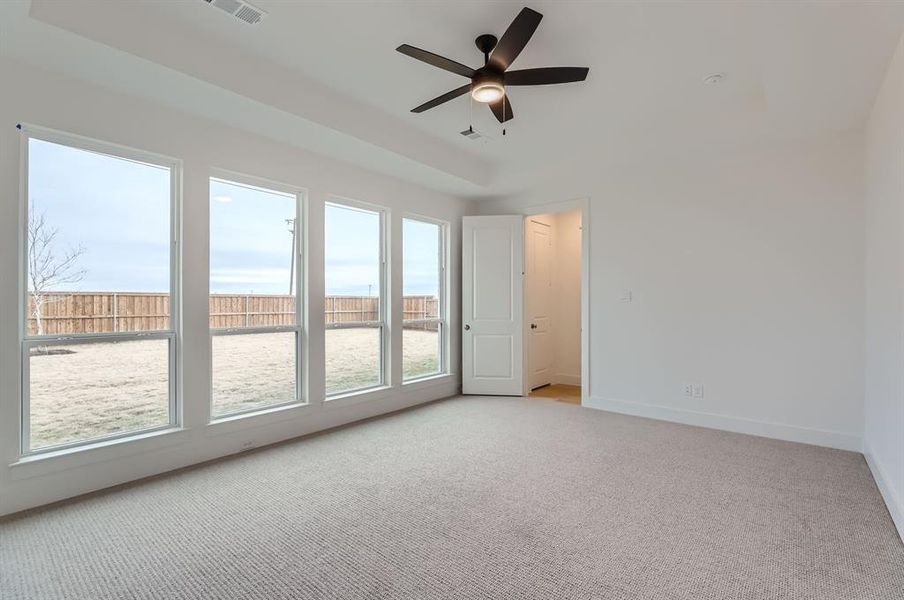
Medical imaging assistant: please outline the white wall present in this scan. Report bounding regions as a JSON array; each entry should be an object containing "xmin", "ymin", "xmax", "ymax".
[
  {"xmin": 552, "ymin": 210, "xmax": 582, "ymax": 386},
  {"xmin": 864, "ymin": 33, "xmax": 904, "ymax": 539},
  {"xmin": 0, "ymin": 57, "xmax": 471, "ymax": 516},
  {"xmin": 480, "ymin": 132, "xmax": 866, "ymax": 452}
]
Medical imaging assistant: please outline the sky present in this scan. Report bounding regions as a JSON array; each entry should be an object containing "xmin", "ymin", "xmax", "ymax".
[
  {"xmin": 28, "ymin": 138, "xmax": 171, "ymax": 293},
  {"xmin": 28, "ymin": 138, "xmax": 441, "ymax": 298},
  {"xmin": 210, "ymin": 178, "xmax": 297, "ymax": 295}
]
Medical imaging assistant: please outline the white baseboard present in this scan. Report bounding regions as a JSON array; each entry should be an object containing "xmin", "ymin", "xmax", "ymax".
[
  {"xmin": 864, "ymin": 441, "xmax": 904, "ymax": 543},
  {"xmin": 586, "ymin": 396, "xmax": 862, "ymax": 452},
  {"xmin": 553, "ymin": 373, "xmax": 581, "ymax": 386}
]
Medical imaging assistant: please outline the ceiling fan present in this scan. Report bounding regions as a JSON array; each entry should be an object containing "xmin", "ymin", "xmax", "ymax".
[{"xmin": 396, "ymin": 7, "xmax": 589, "ymax": 123}]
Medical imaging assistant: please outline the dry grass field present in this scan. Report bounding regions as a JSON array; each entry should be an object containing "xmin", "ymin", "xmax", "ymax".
[{"xmin": 28, "ymin": 329, "xmax": 440, "ymax": 450}]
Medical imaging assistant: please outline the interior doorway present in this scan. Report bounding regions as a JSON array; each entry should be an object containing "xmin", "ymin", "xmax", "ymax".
[
  {"xmin": 525, "ymin": 209, "xmax": 583, "ymax": 405},
  {"xmin": 460, "ymin": 200, "xmax": 588, "ymax": 402}
]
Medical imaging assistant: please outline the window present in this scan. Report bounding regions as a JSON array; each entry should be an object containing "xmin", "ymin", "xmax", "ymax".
[
  {"xmin": 324, "ymin": 201, "xmax": 386, "ymax": 395},
  {"xmin": 21, "ymin": 131, "xmax": 179, "ymax": 453},
  {"xmin": 209, "ymin": 176, "xmax": 303, "ymax": 418},
  {"xmin": 402, "ymin": 217, "xmax": 447, "ymax": 381}
]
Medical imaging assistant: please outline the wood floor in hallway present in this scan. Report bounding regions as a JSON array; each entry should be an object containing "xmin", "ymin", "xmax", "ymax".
[{"xmin": 529, "ymin": 383, "xmax": 581, "ymax": 404}]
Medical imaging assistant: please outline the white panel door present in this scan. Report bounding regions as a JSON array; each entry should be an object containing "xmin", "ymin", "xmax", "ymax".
[
  {"xmin": 462, "ymin": 215, "xmax": 524, "ymax": 395},
  {"xmin": 527, "ymin": 218, "xmax": 553, "ymax": 390}
]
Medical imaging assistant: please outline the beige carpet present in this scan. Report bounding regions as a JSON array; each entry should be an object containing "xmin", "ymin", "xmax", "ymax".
[{"xmin": 1, "ymin": 396, "xmax": 902, "ymax": 599}]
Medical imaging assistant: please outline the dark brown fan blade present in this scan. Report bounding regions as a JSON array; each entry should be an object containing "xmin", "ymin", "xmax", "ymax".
[
  {"xmin": 396, "ymin": 44, "xmax": 475, "ymax": 78},
  {"xmin": 488, "ymin": 7, "xmax": 543, "ymax": 72},
  {"xmin": 411, "ymin": 84, "xmax": 472, "ymax": 113},
  {"xmin": 489, "ymin": 96, "xmax": 514, "ymax": 123},
  {"xmin": 505, "ymin": 67, "xmax": 589, "ymax": 86}
]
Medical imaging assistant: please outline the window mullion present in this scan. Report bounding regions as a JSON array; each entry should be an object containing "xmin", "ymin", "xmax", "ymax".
[
  {"xmin": 23, "ymin": 330, "xmax": 174, "ymax": 345},
  {"xmin": 325, "ymin": 320, "xmax": 383, "ymax": 330},
  {"xmin": 211, "ymin": 325, "xmax": 300, "ymax": 336},
  {"xmin": 401, "ymin": 318, "xmax": 442, "ymax": 326}
]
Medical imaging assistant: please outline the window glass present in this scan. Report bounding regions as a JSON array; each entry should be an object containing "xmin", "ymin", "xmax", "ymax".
[
  {"xmin": 210, "ymin": 178, "xmax": 297, "ymax": 326},
  {"xmin": 402, "ymin": 218, "xmax": 444, "ymax": 380},
  {"xmin": 324, "ymin": 203, "xmax": 383, "ymax": 394},
  {"xmin": 403, "ymin": 324, "xmax": 441, "ymax": 380},
  {"xmin": 403, "ymin": 218, "xmax": 441, "ymax": 302},
  {"xmin": 211, "ymin": 332, "xmax": 296, "ymax": 417},
  {"xmin": 26, "ymin": 138, "xmax": 171, "ymax": 335},
  {"xmin": 209, "ymin": 177, "xmax": 300, "ymax": 417},
  {"xmin": 28, "ymin": 339, "xmax": 170, "ymax": 450},
  {"xmin": 24, "ymin": 136, "xmax": 175, "ymax": 452},
  {"xmin": 325, "ymin": 327, "xmax": 382, "ymax": 394}
]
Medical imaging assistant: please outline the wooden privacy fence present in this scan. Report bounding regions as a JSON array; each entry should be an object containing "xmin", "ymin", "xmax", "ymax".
[
  {"xmin": 26, "ymin": 292, "xmax": 439, "ymax": 335},
  {"xmin": 27, "ymin": 292, "xmax": 170, "ymax": 335},
  {"xmin": 210, "ymin": 294, "xmax": 296, "ymax": 329}
]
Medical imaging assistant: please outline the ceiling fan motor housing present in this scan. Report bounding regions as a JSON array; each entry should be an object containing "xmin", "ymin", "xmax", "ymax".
[{"xmin": 473, "ymin": 69, "xmax": 504, "ymax": 89}]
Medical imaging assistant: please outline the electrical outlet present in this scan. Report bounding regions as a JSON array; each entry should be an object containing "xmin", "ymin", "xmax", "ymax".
[
  {"xmin": 683, "ymin": 383, "xmax": 694, "ymax": 397},
  {"xmin": 692, "ymin": 383, "xmax": 704, "ymax": 399}
]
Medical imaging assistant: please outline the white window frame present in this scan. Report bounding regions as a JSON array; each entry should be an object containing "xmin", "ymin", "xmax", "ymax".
[
  {"xmin": 402, "ymin": 214, "xmax": 449, "ymax": 382},
  {"xmin": 18, "ymin": 124, "xmax": 182, "ymax": 456},
  {"xmin": 324, "ymin": 197, "xmax": 388, "ymax": 398},
  {"xmin": 208, "ymin": 171, "xmax": 307, "ymax": 419}
]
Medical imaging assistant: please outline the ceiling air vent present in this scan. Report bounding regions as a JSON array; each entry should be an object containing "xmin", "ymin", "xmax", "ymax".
[
  {"xmin": 203, "ymin": 0, "xmax": 266, "ymax": 25},
  {"xmin": 460, "ymin": 127, "xmax": 494, "ymax": 145}
]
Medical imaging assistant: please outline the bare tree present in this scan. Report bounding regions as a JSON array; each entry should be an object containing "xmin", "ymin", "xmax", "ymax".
[{"xmin": 28, "ymin": 201, "xmax": 87, "ymax": 336}]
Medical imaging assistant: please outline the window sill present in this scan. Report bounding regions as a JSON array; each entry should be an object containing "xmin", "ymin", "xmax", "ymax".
[
  {"xmin": 324, "ymin": 375, "xmax": 457, "ymax": 409},
  {"xmin": 402, "ymin": 372, "xmax": 451, "ymax": 387},
  {"xmin": 9, "ymin": 426, "xmax": 190, "ymax": 480},
  {"xmin": 206, "ymin": 401, "xmax": 311, "ymax": 435},
  {"xmin": 324, "ymin": 384, "xmax": 393, "ymax": 408}
]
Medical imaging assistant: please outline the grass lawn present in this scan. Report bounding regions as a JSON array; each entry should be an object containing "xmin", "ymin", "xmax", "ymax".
[{"xmin": 28, "ymin": 329, "xmax": 440, "ymax": 450}]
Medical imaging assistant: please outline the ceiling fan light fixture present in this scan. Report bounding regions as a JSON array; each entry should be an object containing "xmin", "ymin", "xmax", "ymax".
[{"xmin": 471, "ymin": 81, "xmax": 505, "ymax": 103}]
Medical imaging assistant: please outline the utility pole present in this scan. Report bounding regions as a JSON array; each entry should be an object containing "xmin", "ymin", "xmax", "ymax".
[{"xmin": 286, "ymin": 218, "xmax": 296, "ymax": 295}]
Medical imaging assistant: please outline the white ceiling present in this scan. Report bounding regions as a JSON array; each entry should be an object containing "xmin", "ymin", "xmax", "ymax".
[{"xmin": 5, "ymin": 0, "xmax": 904, "ymax": 197}]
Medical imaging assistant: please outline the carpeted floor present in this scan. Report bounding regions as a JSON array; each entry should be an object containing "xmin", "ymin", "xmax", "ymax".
[{"xmin": 1, "ymin": 396, "xmax": 902, "ymax": 599}]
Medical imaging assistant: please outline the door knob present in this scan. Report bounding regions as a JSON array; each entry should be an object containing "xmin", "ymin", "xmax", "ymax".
[
  {"xmin": 530, "ymin": 323, "xmax": 538, "ymax": 329},
  {"xmin": 464, "ymin": 324, "xmax": 471, "ymax": 330}
]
